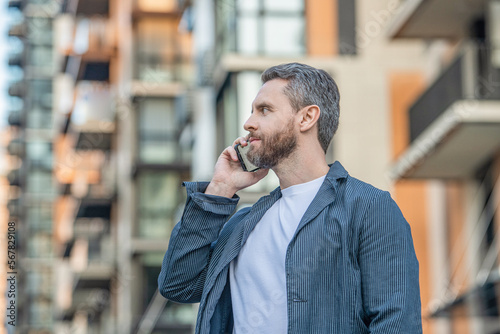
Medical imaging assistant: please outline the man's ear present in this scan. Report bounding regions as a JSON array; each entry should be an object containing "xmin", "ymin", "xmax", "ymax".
[{"xmin": 298, "ymin": 105, "xmax": 320, "ymax": 132}]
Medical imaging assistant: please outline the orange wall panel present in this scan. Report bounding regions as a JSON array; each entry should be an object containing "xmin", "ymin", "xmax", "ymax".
[
  {"xmin": 389, "ymin": 72, "xmax": 432, "ymax": 332},
  {"xmin": 306, "ymin": 0, "xmax": 337, "ymax": 56}
]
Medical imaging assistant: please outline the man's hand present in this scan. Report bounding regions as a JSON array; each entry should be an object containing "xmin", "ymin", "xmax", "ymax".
[{"xmin": 205, "ymin": 137, "xmax": 269, "ymax": 198}]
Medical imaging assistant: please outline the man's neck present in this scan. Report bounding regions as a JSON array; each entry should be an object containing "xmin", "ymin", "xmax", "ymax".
[{"xmin": 273, "ymin": 151, "xmax": 330, "ymax": 189}]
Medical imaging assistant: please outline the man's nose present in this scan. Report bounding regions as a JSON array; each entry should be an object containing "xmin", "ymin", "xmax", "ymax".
[{"xmin": 243, "ymin": 114, "xmax": 257, "ymax": 132}]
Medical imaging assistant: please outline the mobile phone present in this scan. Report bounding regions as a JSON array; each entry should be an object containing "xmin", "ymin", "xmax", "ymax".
[{"xmin": 234, "ymin": 143, "xmax": 260, "ymax": 172}]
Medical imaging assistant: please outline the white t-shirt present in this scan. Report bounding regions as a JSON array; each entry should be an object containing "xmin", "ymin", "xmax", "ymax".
[{"xmin": 229, "ymin": 175, "xmax": 326, "ymax": 334}]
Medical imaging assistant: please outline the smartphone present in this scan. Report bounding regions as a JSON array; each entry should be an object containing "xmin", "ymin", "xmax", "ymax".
[{"xmin": 234, "ymin": 144, "xmax": 260, "ymax": 172}]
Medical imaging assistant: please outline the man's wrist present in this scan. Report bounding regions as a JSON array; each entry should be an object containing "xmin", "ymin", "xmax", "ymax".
[{"xmin": 205, "ymin": 181, "xmax": 237, "ymax": 198}]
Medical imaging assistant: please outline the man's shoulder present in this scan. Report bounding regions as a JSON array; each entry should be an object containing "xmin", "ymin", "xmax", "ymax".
[
  {"xmin": 344, "ymin": 174, "xmax": 386, "ymax": 198},
  {"xmin": 336, "ymin": 174, "xmax": 398, "ymax": 217},
  {"xmin": 328, "ymin": 161, "xmax": 386, "ymax": 201}
]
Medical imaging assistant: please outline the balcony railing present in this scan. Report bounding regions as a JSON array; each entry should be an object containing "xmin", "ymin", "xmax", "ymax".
[
  {"xmin": 389, "ymin": 42, "xmax": 500, "ymax": 179},
  {"xmin": 68, "ymin": 82, "xmax": 115, "ymax": 151},
  {"xmin": 409, "ymin": 42, "xmax": 500, "ymax": 142},
  {"xmin": 8, "ymin": 109, "xmax": 23, "ymax": 127},
  {"xmin": 57, "ymin": 16, "xmax": 116, "ymax": 82},
  {"xmin": 9, "ymin": 52, "xmax": 23, "ymax": 67},
  {"xmin": 8, "ymin": 0, "xmax": 23, "ymax": 9},
  {"xmin": 8, "ymin": 81, "xmax": 25, "ymax": 98},
  {"xmin": 63, "ymin": 0, "xmax": 109, "ymax": 16},
  {"xmin": 8, "ymin": 22, "xmax": 25, "ymax": 38}
]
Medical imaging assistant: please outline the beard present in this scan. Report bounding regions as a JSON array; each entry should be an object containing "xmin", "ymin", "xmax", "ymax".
[{"xmin": 247, "ymin": 118, "xmax": 297, "ymax": 169}]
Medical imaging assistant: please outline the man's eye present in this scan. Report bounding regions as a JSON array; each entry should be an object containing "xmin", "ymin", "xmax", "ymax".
[{"xmin": 262, "ymin": 108, "xmax": 270, "ymax": 114}]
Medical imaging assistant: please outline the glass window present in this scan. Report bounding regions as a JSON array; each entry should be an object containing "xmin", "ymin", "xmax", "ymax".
[
  {"xmin": 263, "ymin": 17, "xmax": 305, "ymax": 55},
  {"xmin": 27, "ymin": 107, "xmax": 52, "ymax": 129},
  {"xmin": 26, "ymin": 141, "xmax": 53, "ymax": 168},
  {"xmin": 29, "ymin": 80, "xmax": 53, "ymax": 109},
  {"xmin": 215, "ymin": 0, "xmax": 237, "ymax": 57},
  {"xmin": 138, "ymin": 98, "xmax": 178, "ymax": 163},
  {"xmin": 134, "ymin": 18, "xmax": 191, "ymax": 83},
  {"xmin": 228, "ymin": 0, "xmax": 305, "ymax": 56},
  {"xmin": 27, "ymin": 269, "xmax": 52, "ymax": 296},
  {"xmin": 136, "ymin": 172, "xmax": 180, "ymax": 238},
  {"xmin": 26, "ymin": 204, "xmax": 52, "ymax": 231},
  {"xmin": 26, "ymin": 169, "xmax": 54, "ymax": 195},
  {"xmin": 264, "ymin": 0, "xmax": 303, "ymax": 12},
  {"xmin": 29, "ymin": 297, "xmax": 52, "ymax": 326},
  {"xmin": 236, "ymin": 0, "xmax": 258, "ymax": 13},
  {"xmin": 237, "ymin": 17, "xmax": 258, "ymax": 55},
  {"xmin": 28, "ymin": 17, "xmax": 53, "ymax": 46},
  {"xmin": 27, "ymin": 232, "xmax": 53, "ymax": 258},
  {"xmin": 29, "ymin": 46, "xmax": 53, "ymax": 67}
]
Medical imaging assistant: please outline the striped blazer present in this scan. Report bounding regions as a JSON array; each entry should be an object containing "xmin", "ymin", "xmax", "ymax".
[{"xmin": 158, "ymin": 161, "xmax": 422, "ymax": 333}]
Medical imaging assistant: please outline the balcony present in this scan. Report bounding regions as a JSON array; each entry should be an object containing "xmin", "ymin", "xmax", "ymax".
[
  {"xmin": 390, "ymin": 43, "xmax": 500, "ymax": 179},
  {"xmin": 8, "ymin": 0, "xmax": 23, "ymax": 9},
  {"xmin": 8, "ymin": 198, "xmax": 22, "ymax": 218},
  {"xmin": 133, "ymin": 31, "xmax": 193, "ymax": 86},
  {"xmin": 76, "ymin": 198, "xmax": 112, "ymax": 220},
  {"xmin": 8, "ymin": 22, "xmax": 25, "ymax": 38},
  {"xmin": 9, "ymin": 52, "xmax": 23, "ymax": 67},
  {"xmin": 67, "ymin": 82, "xmax": 115, "ymax": 151},
  {"xmin": 8, "ymin": 109, "xmax": 23, "ymax": 127},
  {"xmin": 7, "ymin": 138, "xmax": 24, "ymax": 157},
  {"xmin": 63, "ymin": 0, "xmax": 108, "ymax": 16},
  {"xmin": 8, "ymin": 81, "xmax": 25, "ymax": 98},
  {"xmin": 8, "ymin": 168, "xmax": 22, "ymax": 187},
  {"xmin": 57, "ymin": 16, "xmax": 116, "ymax": 82},
  {"xmin": 386, "ymin": 0, "xmax": 486, "ymax": 39}
]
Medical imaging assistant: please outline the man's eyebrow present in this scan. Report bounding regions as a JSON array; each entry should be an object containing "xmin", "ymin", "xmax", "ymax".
[{"xmin": 252, "ymin": 102, "xmax": 274, "ymax": 112}]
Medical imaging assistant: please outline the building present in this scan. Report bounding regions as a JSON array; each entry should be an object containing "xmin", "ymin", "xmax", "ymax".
[
  {"xmin": 387, "ymin": 0, "xmax": 500, "ymax": 333},
  {"xmin": 5, "ymin": 0, "xmax": 59, "ymax": 332},
  {"xmin": 4, "ymin": 0, "xmax": 196, "ymax": 332}
]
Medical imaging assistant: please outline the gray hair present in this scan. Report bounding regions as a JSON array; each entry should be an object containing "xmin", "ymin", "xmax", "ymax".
[{"xmin": 261, "ymin": 63, "xmax": 340, "ymax": 153}]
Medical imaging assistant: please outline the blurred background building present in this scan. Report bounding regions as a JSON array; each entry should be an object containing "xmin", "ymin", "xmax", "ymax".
[{"xmin": 1, "ymin": 0, "xmax": 500, "ymax": 333}]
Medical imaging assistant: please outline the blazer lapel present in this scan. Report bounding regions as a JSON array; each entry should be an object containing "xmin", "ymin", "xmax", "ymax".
[
  {"xmin": 204, "ymin": 188, "xmax": 282, "ymax": 293},
  {"xmin": 294, "ymin": 161, "xmax": 349, "ymax": 236}
]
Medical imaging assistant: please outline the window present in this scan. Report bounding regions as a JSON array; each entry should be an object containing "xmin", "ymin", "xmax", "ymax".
[
  {"xmin": 26, "ymin": 141, "xmax": 53, "ymax": 169},
  {"xmin": 136, "ymin": 171, "xmax": 181, "ymax": 238},
  {"xmin": 29, "ymin": 296, "xmax": 52, "ymax": 326},
  {"xmin": 27, "ymin": 268, "xmax": 52, "ymax": 296},
  {"xmin": 133, "ymin": 18, "xmax": 192, "ymax": 83},
  {"xmin": 26, "ymin": 203, "xmax": 52, "ymax": 231},
  {"xmin": 27, "ymin": 107, "xmax": 52, "ymax": 129},
  {"xmin": 28, "ymin": 17, "xmax": 53, "ymax": 46},
  {"xmin": 138, "ymin": 98, "xmax": 178, "ymax": 164},
  {"xmin": 29, "ymin": 45, "xmax": 54, "ymax": 70},
  {"xmin": 27, "ymin": 232, "xmax": 53, "ymax": 258},
  {"xmin": 26, "ymin": 169, "xmax": 54, "ymax": 195},
  {"xmin": 30, "ymin": 80, "xmax": 52, "ymax": 108},
  {"xmin": 216, "ymin": 0, "xmax": 305, "ymax": 57}
]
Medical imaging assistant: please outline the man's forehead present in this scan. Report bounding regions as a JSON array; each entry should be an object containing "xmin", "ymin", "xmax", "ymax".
[{"xmin": 252, "ymin": 79, "xmax": 288, "ymax": 104}]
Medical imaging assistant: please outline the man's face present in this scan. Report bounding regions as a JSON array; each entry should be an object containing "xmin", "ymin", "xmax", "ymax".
[{"xmin": 244, "ymin": 79, "xmax": 298, "ymax": 169}]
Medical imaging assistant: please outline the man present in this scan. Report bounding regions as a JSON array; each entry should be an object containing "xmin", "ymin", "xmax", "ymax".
[{"xmin": 158, "ymin": 63, "xmax": 422, "ymax": 333}]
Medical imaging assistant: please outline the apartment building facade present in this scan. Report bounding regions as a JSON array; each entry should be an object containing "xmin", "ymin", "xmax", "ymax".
[
  {"xmin": 5, "ymin": 0, "xmax": 500, "ymax": 333},
  {"xmin": 387, "ymin": 0, "xmax": 500, "ymax": 333},
  {"xmin": 5, "ymin": 0, "xmax": 196, "ymax": 332}
]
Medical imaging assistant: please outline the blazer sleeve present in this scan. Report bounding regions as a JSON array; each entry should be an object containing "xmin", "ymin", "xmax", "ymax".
[
  {"xmin": 358, "ymin": 191, "xmax": 422, "ymax": 333},
  {"xmin": 158, "ymin": 181, "xmax": 239, "ymax": 303}
]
